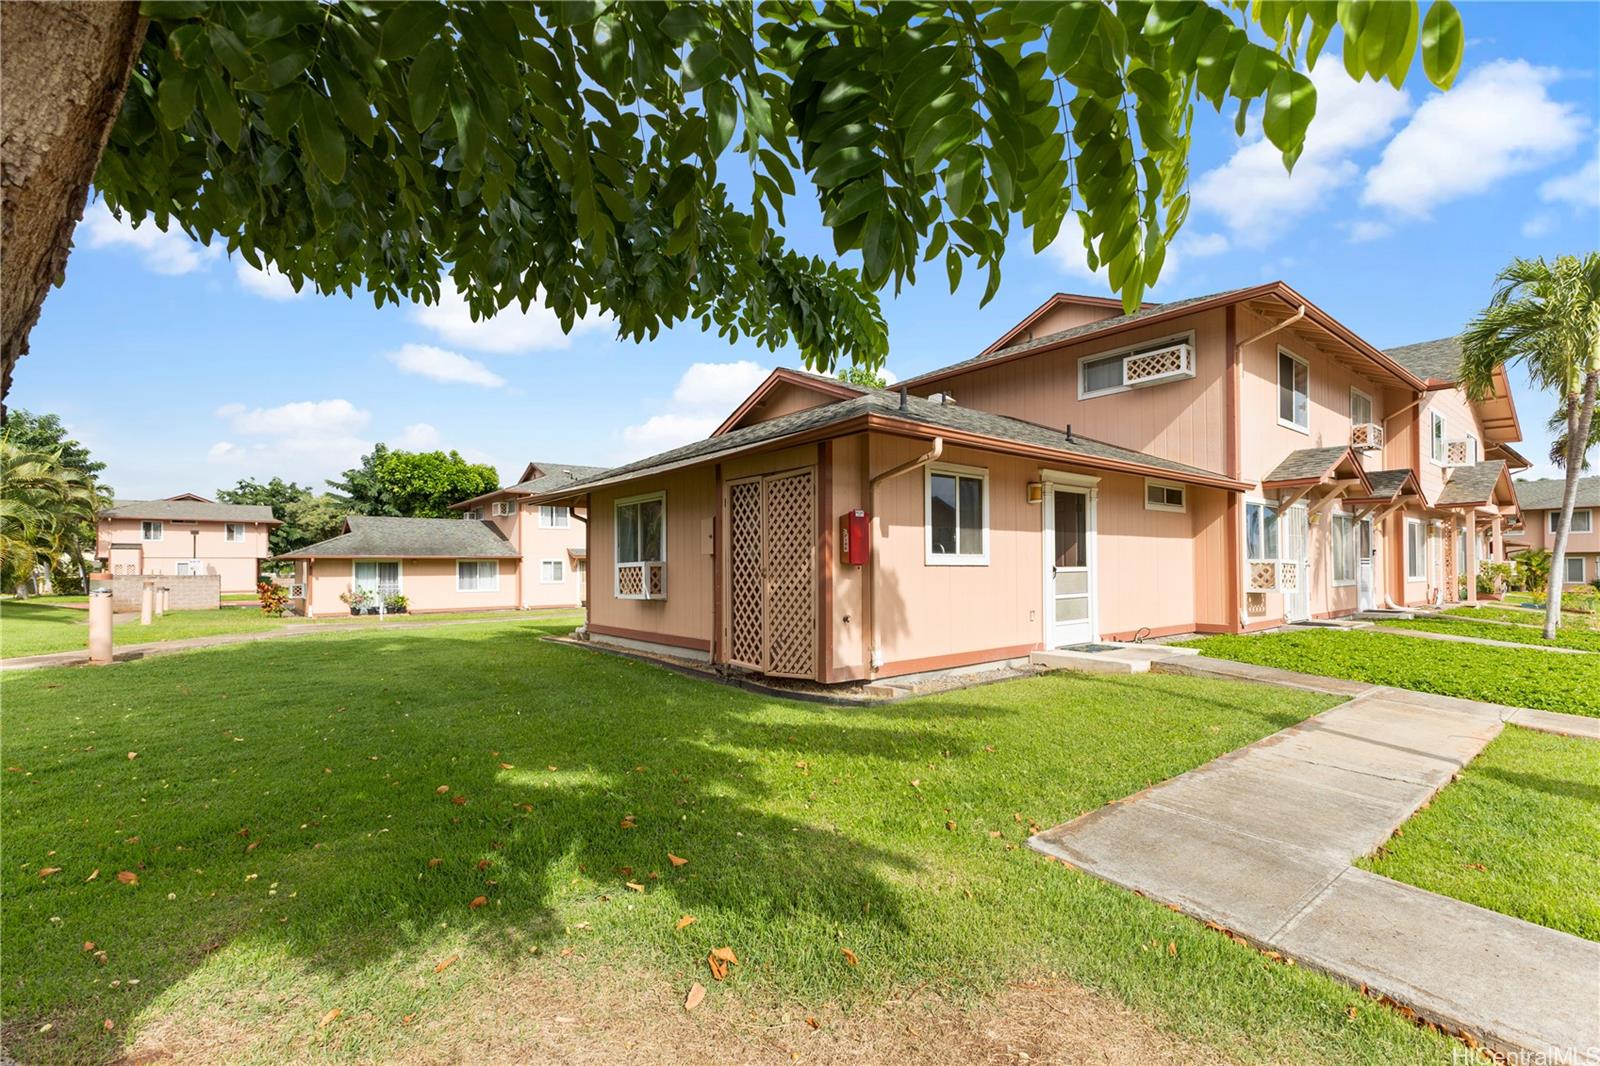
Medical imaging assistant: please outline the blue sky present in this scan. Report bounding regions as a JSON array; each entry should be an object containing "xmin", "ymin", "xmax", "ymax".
[{"xmin": 15, "ymin": 2, "xmax": 1599, "ymax": 499}]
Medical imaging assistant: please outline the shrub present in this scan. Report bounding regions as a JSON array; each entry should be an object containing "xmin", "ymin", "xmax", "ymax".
[
  {"xmin": 384, "ymin": 594, "xmax": 409, "ymax": 613},
  {"xmin": 1478, "ymin": 562, "xmax": 1514, "ymax": 596},
  {"xmin": 1516, "ymin": 550, "xmax": 1551, "ymax": 594},
  {"xmin": 1562, "ymin": 584, "xmax": 1599, "ymax": 615},
  {"xmin": 256, "ymin": 581, "xmax": 288, "ymax": 617}
]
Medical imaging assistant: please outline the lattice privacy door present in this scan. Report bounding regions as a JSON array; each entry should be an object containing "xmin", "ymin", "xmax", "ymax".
[{"xmin": 725, "ymin": 469, "xmax": 817, "ymax": 678}]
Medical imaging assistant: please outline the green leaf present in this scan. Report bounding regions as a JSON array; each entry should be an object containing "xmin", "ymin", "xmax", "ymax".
[
  {"xmin": 1262, "ymin": 69, "xmax": 1315, "ymax": 159},
  {"xmin": 1420, "ymin": 1, "xmax": 1463, "ymax": 89},
  {"xmin": 703, "ymin": 82, "xmax": 738, "ymax": 157},
  {"xmin": 157, "ymin": 67, "xmax": 197, "ymax": 130},
  {"xmin": 380, "ymin": 3, "xmax": 449, "ymax": 60},
  {"xmin": 408, "ymin": 40, "xmax": 452, "ymax": 131},
  {"xmin": 198, "ymin": 67, "xmax": 241, "ymax": 149},
  {"xmin": 299, "ymin": 92, "xmax": 346, "ymax": 183},
  {"xmin": 945, "ymin": 246, "xmax": 962, "ymax": 291},
  {"xmin": 325, "ymin": 66, "xmax": 375, "ymax": 143},
  {"xmin": 1046, "ymin": 3, "xmax": 1096, "ymax": 74}
]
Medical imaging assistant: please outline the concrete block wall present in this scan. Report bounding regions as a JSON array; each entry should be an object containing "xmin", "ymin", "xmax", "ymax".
[{"xmin": 110, "ymin": 573, "xmax": 220, "ymax": 612}]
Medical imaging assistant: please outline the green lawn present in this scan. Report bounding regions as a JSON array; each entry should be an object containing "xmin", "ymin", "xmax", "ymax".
[
  {"xmin": 1359, "ymin": 726, "xmax": 1599, "ymax": 941},
  {"xmin": 1444, "ymin": 603, "xmax": 1598, "ymax": 630},
  {"xmin": 1377, "ymin": 616, "xmax": 1600, "ymax": 653},
  {"xmin": 1182, "ymin": 630, "xmax": 1600, "ymax": 716},
  {"xmin": 0, "ymin": 619, "xmax": 1460, "ymax": 1064},
  {"xmin": 0, "ymin": 600, "xmax": 573, "ymax": 659}
]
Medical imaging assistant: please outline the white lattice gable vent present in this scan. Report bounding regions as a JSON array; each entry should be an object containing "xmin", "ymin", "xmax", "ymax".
[
  {"xmin": 1351, "ymin": 422, "xmax": 1384, "ymax": 450},
  {"xmin": 1444, "ymin": 438, "xmax": 1472, "ymax": 466},
  {"xmin": 1122, "ymin": 342, "xmax": 1195, "ymax": 388}
]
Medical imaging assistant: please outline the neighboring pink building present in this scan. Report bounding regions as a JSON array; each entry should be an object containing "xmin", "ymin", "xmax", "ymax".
[
  {"xmin": 277, "ymin": 462, "xmax": 601, "ymax": 617},
  {"xmin": 1504, "ymin": 476, "xmax": 1600, "ymax": 586},
  {"xmin": 96, "ymin": 493, "xmax": 278, "ymax": 593},
  {"xmin": 527, "ymin": 283, "xmax": 1526, "ymax": 684}
]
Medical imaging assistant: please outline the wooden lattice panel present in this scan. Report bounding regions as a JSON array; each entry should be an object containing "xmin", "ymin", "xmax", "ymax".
[
  {"xmin": 1278, "ymin": 560, "xmax": 1299, "ymax": 593},
  {"xmin": 617, "ymin": 564, "xmax": 644, "ymax": 597},
  {"xmin": 1444, "ymin": 439, "xmax": 1471, "ymax": 466},
  {"xmin": 1123, "ymin": 344, "xmax": 1192, "ymax": 384},
  {"xmin": 762, "ymin": 469, "xmax": 816, "ymax": 678},
  {"xmin": 1247, "ymin": 560, "xmax": 1278, "ymax": 591},
  {"xmin": 1350, "ymin": 422, "xmax": 1384, "ymax": 450},
  {"xmin": 728, "ymin": 480, "xmax": 764, "ymax": 669}
]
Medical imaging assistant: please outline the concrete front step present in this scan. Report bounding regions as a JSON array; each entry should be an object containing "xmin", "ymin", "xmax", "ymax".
[{"xmin": 1029, "ymin": 642, "xmax": 1197, "ymax": 675}]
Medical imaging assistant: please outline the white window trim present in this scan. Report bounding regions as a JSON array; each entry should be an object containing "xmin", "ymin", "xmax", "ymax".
[
  {"xmin": 491, "ymin": 500, "xmax": 517, "ymax": 518},
  {"xmin": 455, "ymin": 559, "xmax": 501, "ymax": 593},
  {"xmin": 1405, "ymin": 518, "xmax": 1427, "ymax": 581},
  {"xmin": 1565, "ymin": 555, "xmax": 1587, "ymax": 583},
  {"xmin": 141, "ymin": 521, "xmax": 163, "ymax": 542},
  {"xmin": 1143, "ymin": 477, "xmax": 1187, "ymax": 513},
  {"xmin": 1349, "ymin": 386, "xmax": 1374, "ymax": 426},
  {"xmin": 539, "ymin": 558, "xmax": 565, "ymax": 583},
  {"xmin": 540, "ymin": 505, "xmax": 571, "ymax": 529},
  {"xmin": 614, "ymin": 491, "xmax": 666, "ymax": 562},
  {"xmin": 351, "ymin": 560, "xmax": 404, "ymax": 595},
  {"xmin": 1551, "ymin": 509, "xmax": 1593, "ymax": 535},
  {"xmin": 1277, "ymin": 347, "xmax": 1310, "ymax": 434},
  {"xmin": 1244, "ymin": 498, "xmax": 1280, "ymax": 563},
  {"xmin": 1077, "ymin": 330, "xmax": 1197, "ymax": 400},
  {"xmin": 1330, "ymin": 512, "xmax": 1357, "ymax": 587},
  {"xmin": 924, "ymin": 463, "xmax": 990, "ymax": 566},
  {"xmin": 225, "ymin": 522, "xmax": 246, "ymax": 542},
  {"xmin": 1428, "ymin": 411, "xmax": 1446, "ymax": 465}
]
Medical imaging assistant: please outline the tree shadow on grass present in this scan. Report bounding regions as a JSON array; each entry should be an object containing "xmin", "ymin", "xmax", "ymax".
[
  {"xmin": 1478, "ymin": 765, "xmax": 1600, "ymax": 804},
  {"xmin": 1, "ymin": 619, "xmax": 1008, "ymax": 1061}
]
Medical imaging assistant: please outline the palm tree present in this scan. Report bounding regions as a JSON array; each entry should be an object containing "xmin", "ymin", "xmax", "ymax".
[
  {"xmin": 0, "ymin": 439, "xmax": 102, "ymax": 595},
  {"xmin": 1461, "ymin": 253, "xmax": 1600, "ymax": 639}
]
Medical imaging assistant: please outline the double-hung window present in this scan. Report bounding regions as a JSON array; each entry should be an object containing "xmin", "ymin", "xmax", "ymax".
[
  {"xmin": 1405, "ymin": 519, "xmax": 1427, "ymax": 581},
  {"xmin": 540, "ymin": 559, "xmax": 564, "ymax": 583},
  {"xmin": 1565, "ymin": 555, "xmax": 1587, "ymax": 584},
  {"xmin": 225, "ymin": 522, "xmax": 246, "ymax": 542},
  {"xmin": 615, "ymin": 493, "xmax": 666, "ymax": 599},
  {"xmin": 1277, "ymin": 350, "xmax": 1309, "ymax": 432},
  {"xmin": 540, "ymin": 505, "xmax": 570, "ymax": 528},
  {"xmin": 1429, "ymin": 411, "xmax": 1446, "ymax": 463},
  {"xmin": 456, "ymin": 560, "xmax": 499, "ymax": 592},
  {"xmin": 1551, "ymin": 510, "xmax": 1594, "ymax": 535},
  {"xmin": 1331, "ymin": 513, "xmax": 1356, "ymax": 585},
  {"xmin": 925, "ymin": 465, "xmax": 988, "ymax": 564},
  {"xmin": 141, "ymin": 521, "xmax": 163, "ymax": 541}
]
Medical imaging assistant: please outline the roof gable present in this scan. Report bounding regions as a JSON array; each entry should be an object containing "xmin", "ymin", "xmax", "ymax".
[
  {"xmin": 104, "ymin": 499, "xmax": 280, "ymax": 524},
  {"xmin": 979, "ymin": 293, "xmax": 1151, "ymax": 356},
  {"xmin": 1513, "ymin": 475, "xmax": 1600, "ymax": 512},
  {"xmin": 1435, "ymin": 461, "xmax": 1515, "ymax": 509},
  {"xmin": 278, "ymin": 515, "xmax": 519, "ymax": 559},
  {"xmin": 713, "ymin": 368, "xmax": 864, "ymax": 436}
]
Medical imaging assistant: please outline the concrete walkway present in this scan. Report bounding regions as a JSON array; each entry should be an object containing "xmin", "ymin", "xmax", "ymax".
[
  {"xmin": 1370, "ymin": 623, "xmax": 1591, "ymax": 654},
  {"xmin": 1030, "ymin": 688, "xmax": 1600, "ymax": 1062},
  {"xmin": 0, "ymin": 616, "xmax": 549, "ymax": 672}
]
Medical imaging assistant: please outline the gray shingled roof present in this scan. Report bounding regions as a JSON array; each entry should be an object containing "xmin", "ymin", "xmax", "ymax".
[
  {"xmin": 1383, "ymin": 336, "xmax": 1462, "ymax": 383},
  {"xmin": 529, "ymin": 389, "xmax": 1237, "ymax": 502},
  {"xmin": 1262, "ymin": 446, "xmax": 1352, "ymax": 484},
  {"xmin": 105, "ymin": 499, "xmax": 279, "ymax": 524},
  {"xmin": 902, "ymin": 286, "xmax": 1263, "ymax": 386},
  {"xmin": 1434, "ymin": 460, "xmax": 1509, "ymax": 507},
  {"xmin": 502, "ymin": 462, "xmax": 609, "ymax": 495},
  {"xmin": 1356, "ymin": 469, "xmax": 1420, "ymax": 500},
  {"xmin": 276, "ymin": 515, "xmax": 519, "ymax": 559},
  {"xmin": 1513, "ymin": 475, "xmax": 1600, "ymax": 511}
]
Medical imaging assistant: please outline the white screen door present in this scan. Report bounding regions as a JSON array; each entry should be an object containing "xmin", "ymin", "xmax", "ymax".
[
  {"xmin": 1356, "ymin": 518, "xmax": 1374, "ymax": 611},
  {"xmin": 1283, "ymin": 506, "xmax": 1310, "ymax": 622},
  {"xmin": 1047, "ymin": 486, "xmax": 1094, "ymax": 646}
]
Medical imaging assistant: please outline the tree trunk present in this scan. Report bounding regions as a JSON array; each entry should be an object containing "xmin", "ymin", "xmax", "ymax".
[
  {"xmin": 1545, "ymin": 372, "xmax": 1599, "ymax": 638},
  {"xmin": 1, "ymin": 1, "xmax": 145, "ymax": 414}
]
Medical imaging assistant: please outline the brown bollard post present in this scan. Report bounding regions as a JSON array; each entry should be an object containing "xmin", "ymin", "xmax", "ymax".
[
  {"xmin": 141, "ymin": 580, "xmax": 155, "ymax": 625},
  {"xmin": 89, "ymin": 576, "xmax": 114, "ymax": 665}
]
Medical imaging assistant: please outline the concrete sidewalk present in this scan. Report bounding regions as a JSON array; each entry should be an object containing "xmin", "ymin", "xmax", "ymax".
[{"xmin": 1030, "ymin": 689, "xmax": 1600, "ymax": 1063}]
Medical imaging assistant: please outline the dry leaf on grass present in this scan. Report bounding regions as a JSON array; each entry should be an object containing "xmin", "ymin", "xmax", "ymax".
[
  {"xmin": 38, "ymin": 867, "xmax": 61, "ymax": 879},
  {"xmin": 668, "ymin": 852, "xmax": 688, "ymax": 867},
  {"xmin": 710, "ymin": 946, "xmax": 739, "ymax": 964},
  {"xmin": 945, "ymin": 821, "xmax": 957, "ymax": 831},
  {"xmin": 84, "ymin": 869, "xmax": 99, "ymax": 882},
  {"xmin": 499, "ymin": 763, "xmax": 514, "ymax": 770},
  {"xmin": 684, "ymin": 983, "xmax": 706, "ymax": 1011},
  {"xmin": 318, "ymin": 1008, "xmax": 341, "ymax": 1028},
  {"xmin": 619, "ymin": 815, "xmax": 636, "ymax": 829},
  {"xmin": 840, "ymin": 947, "xmax": 858, "ymax": 966},
  {"xmin": 436, "ymin": 785, "xmax": 450, "ymax": 795},
  {"xmin": 103, "ymin": 1019, "xmax": 114, "ymax": 1031},
  {"xmin": 626, "ymin": 882, "xmax": 645, "ymax": 893},
  {"xmin": 469, "ymin": 895, "xmax": 487, "ymax": 910},
  {"xmin": 706, "ymin": 954, "xmax": 728, "ymax": 982},
  {"xmin": 427, "ymin": 858, "xmax": 442, "ymax": 868},
  {"xmin": 116, "ymin": 871, "xmax": 138, "ymax": 885},
  {"xmin": 1167, "ymin": 941, "xmax": 1176, "ymax": 957},
  {"xmin": 451, "ymin": 795, "xmax": 467, "ymax": 806},
  {"xmin": 127, "ymin": 752, "xmax": 137, "ymax": 760},
  {"xmin": 82, "ymin": 941, "xmax": 95, "ymax": 952},
  {"xmin": 402, "ymin": 1013, "xmax": 415, "ymax": 1025},
  {"xmin": 806, "ymin": 1016, "xmax": 820, "ymax": 1029},
  {"xmin": 675, "ymin": 915, "xmax": 697, "ymax": 931},
  {"xmin": 434, "ymin": 955, "xmax": 458, "ymax": 973},
  {"xmin": 1346, "ymin": 1005, "xmax": 1358, "ymax": 1020}
]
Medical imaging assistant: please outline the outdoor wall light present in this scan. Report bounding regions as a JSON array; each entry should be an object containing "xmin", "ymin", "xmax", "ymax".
[{"xmin": 1026, "ymin": 482, "xmax": 1044, "ymax": 504}]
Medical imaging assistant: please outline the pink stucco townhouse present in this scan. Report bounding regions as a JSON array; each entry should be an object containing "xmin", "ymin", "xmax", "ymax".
[
  {"xmin": 1505, "ymin": 475, "xmax": 1600, "ymax": 587},
  {"xmin": 97, "ymin": 493, "xmax": 279, "ymax": 593}
]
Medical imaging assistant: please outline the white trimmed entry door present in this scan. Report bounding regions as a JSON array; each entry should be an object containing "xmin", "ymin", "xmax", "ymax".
[{"xmin": 1045, "ymin": 483, "xmax": 1096, "ymax": 647}]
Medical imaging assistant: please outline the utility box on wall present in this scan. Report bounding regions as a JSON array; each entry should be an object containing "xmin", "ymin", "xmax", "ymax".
[{"xmin": 839, "ymin": 510, "xmax": 869, "ymax": 566}]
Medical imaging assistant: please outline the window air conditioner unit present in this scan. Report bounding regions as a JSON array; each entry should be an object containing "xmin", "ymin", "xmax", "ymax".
[
  {"xmin": 1122, "ymin": 342, "xmax": 1195, "ymax": 388},
  {"xmin": 1350, "ymin": 422, "xmax": 1384, "ymax": 450}
]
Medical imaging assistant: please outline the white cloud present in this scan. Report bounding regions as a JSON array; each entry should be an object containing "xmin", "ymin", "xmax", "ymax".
[
  {"xmin": 385, "ymin": 343, "xmax": 506, "ymax": 388},
  {"xmin": 206, "ymin": 441, "xmax": 244, "ymax": 463},
  {"xmin": 621, "ymin": 412, "xmax": 721, "ymax": 453},
  {"xmin": 1521, "ymin": 212, "xmax": 1559, "ymax": 238},
  {"xmin": 235, "ymin": 259, "xmax": 303, "ymax": 301},
  {"xmin": 205, "ymin": 399, "xmax": 374, "ymax": 483},
  {"xmin": 671, "ymin": 360, "xmax": 771, "ymax": 407},
  {"xmin": 397, "ymin": 422, "xmax": 442, "ymax": 450},
  {"xmin": 1194, "ymin": 64, "xmax": 1412, "ymax": 243},
  {"xmin": 79, "ymin": 200, "xmax": 220, "ymax": 275},
  {"xmin": 218, "ymin": 399, "xmax": 371, "ymax": 438},
  {"xmin": 409, "ymin": 282, "xmax": 610, "ymax": 354},
  {"xmin": 1347, "ymin": 220, "xmax": 1392, "ymax": 243},
  {"xmin": 1539, "ymin": 153, "xmax": 1600, "ymax": 210},
  {"xmin": 1362, "ymin": 60, "xmax": 1586, "ymax": 217}
]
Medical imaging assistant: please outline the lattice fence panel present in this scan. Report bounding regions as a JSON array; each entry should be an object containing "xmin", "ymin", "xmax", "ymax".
[
  {"xmin": 1444, "ymin": 439, "xmax": 1471, "ymax": 466},
  {"xmin": 762, "ymin": 469, "xmax": 817, "ymax": 678},
  {"xmin": 728, "ymin": 480, "xmax": 764, "ymax": 668},
  {"xmin": 1278, "ymin": 560, "xmax": 1299, "ymax": 593},
  {"xmin": 1123, "ymin": 344, "xmax": 1192, "ymax": 384},
  {"xmin": 1350, "ymin": 422, "xmax": 1384, "ymax": 450},
  {"xmin": 617, "ymin": 564, "xmax": 644, "ymax": 597},
  {"xmin": 1247, "ymin": 561, "xmax": 1278, "ymax": 592}
]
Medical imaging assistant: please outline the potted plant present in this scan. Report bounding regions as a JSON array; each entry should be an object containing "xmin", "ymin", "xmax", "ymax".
[
  {"xmin": 384, "ymin": 593, "xmax": 408, "ymax": 614},
  {"xmin": 339, "ymin": 586, "xmax": 379, "ymax": 615}
]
